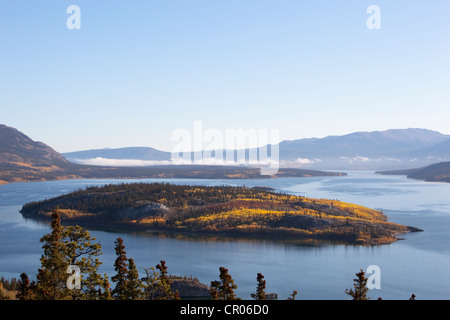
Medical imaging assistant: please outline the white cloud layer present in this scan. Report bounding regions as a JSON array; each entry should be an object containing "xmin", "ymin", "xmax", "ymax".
[{"xmin": 73, "ymin": 157, "xmax": 279, "ymax": 168}]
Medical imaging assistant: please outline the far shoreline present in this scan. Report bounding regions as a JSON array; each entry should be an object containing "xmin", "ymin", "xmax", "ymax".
[{"xmin": 0, "ymin": 167, "xmax": 348, "ymax": 186}]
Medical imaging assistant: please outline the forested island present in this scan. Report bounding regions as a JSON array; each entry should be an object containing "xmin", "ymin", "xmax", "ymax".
[{"xmin": 20, "ymin": 183, "xmax": 421, "ymax": 245}]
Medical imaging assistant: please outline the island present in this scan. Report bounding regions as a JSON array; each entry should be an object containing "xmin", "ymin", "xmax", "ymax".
[{"xmin": 20, "ymin": 182, "xmax": 421, "ymax": 245}]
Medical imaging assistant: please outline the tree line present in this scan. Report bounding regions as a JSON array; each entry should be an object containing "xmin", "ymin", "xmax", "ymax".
[
  {"xmin": 21, "ymin": 183, "xmax": 287, "ymax": 217},
  {"xmin": 0, "ymin": 209, "xmax": 416, "ymax": 300}
]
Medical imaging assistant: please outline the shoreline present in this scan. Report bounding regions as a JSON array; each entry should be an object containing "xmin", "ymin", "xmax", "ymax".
[
  {"xmin": 0, "ymin": 171, "xmax": 348, "ymax": 186},
  {"xmin": 22, "ymin": 213, "xmax": 420, "ymax": 247}
]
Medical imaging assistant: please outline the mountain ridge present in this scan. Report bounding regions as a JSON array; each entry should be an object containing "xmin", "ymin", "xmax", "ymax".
[
  {"xmin": 63, "ymin": 128, "xmax": 450, "ymax": 170},
  {"xmin": 0, "ymin": 124, "xmax": 345, "ymax": 184},
  {"xmin": 3, "ymin": 124, "xmax": 450, "ymax": 185}
]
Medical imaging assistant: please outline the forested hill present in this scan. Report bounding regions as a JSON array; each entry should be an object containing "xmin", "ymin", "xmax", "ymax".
[
  {"xmin": 20, "ymin": 183, "xmax": 421, "ymax": 245},
  {"xmin": 0, "ymin": 124, "xmax": 79, "ymax": 184}
]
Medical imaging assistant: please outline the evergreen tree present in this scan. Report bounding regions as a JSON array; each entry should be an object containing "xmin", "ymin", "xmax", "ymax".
[
  {"xmin": 210, "ymin": 266, "xmax": 238, "ymax": 300},
  {"xmin": 125, "ymin": 258, "xmax": 144, "ymax": 299},
  {"xmin": 154, "ymin": 260, "xmax": 179, "ymax": 300},
  {"xmin": 345, "ymin": 269, "xmax": 369, "ymax": 300},
  {"xmin": 0, "ymin": 282, "xmax": 9, "ymax": 300},
  {"xmin": 287, "ymin": 290, "xmax": 298, "ymax": 300},
  {"xmin": 142, "ymin": 267, "xmax": 160, "ymax": 300},
  {"xmin": 111, "ymin": 238, "xmax": 129, "ymax": 300},
  {"xmin": 251, "ymin": 273, "xmax": 267, "ymax": 300},
  {"xmin": 142, "ymin": 260, "xmax": 179, "ymax": 300},
  {"xmin": 17, "ymin": 273, "xmax": 35, "ymax": 300},
  {"xmin": 35, "ymin": 209, "xmax": 105, "ymax": 300},
  {"xmin": 209, "ymin": 285, "xmax": 219, "ymax": 300},
  {"xmin": 36, "ymin": 208, "xmax": 71, "ymax": 300},
  {"xmin": 99, "ymin": 274, "xmax": 113, "ymax": 300},
  {"xmin": 63, "ymin": 225, "xmax": 104, "ymax": 300}
]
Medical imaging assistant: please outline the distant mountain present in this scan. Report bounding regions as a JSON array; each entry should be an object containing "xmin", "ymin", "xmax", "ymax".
[
  {"xmin": 0, "ymin": 124, "xmax": 343, "ymax": 184},
  {"xmin": 278, "ymin": 128, "xmax": 450, "ymax": 169},
  {"xmin": 65, "ymin": 128, "xmax": 450, "ymax": 170},
  {"xmin": 409, "ymin": 138, "xmax": 450, "ymax": 159},
  {"xmin": 0, "ymin": 124, "xmax": 79, "ymax": 183},
  {"xmin": 280, "ymin": 128, "xmax": 449, "ymax": 159},
  {"xmin": 0, "ymin": 124, "xmax": 71, "ymax": 167},
  {"xmin": 4, "ymin": 124, "xmax": 449, "ymax": 185},
  {"xmin": 377, "ymin": 161, "xmax": 450, "ymax": 183}
]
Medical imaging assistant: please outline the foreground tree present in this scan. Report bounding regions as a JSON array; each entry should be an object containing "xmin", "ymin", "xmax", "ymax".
[
  {"xmin": 142, "ymin": 267, "xmax": 160, "ymax": 300},
  {"xmin": 35, "ymin": 209, "xmax": 105, "ymax": 300},
  {"xmin": 17, "ymin": 273, "xmax": 35, "ymax": 300},
  {"xmin": 63, "ymin": 225, "xmax": 104, "ymax": 299},
  {"xmin": 142, "ymin": 260, "xmax": 179, "ymax": 300},
  {"xmin": 287, "ymin": 290, "xmax": 298, "ymax": 300},
  {"xmin": 111, "ymin": 238, "xmax": 129, "ymax": 300},
  {"xmin": 345, "ymin": 269, "xmax": 369, "ymax": 300},
  {"xmin": 210, "ymin": 266, "xmax": 239, "ymax": 300},
  {"xmin": 99, "ymin": 274, "xmax": 113, "ymax": 300},
  {"xmin": 0, "ymin": 283, "xmax": 10, "ymax": 300},
  {"xmin": 36, "ymin": 209, "xmax": 71, "ymax": 299},
  {"xmin": 125, "ymin": 258, "xmax": 144, "ymax": 299},
  {"xmin": 251, "ymin": 273, "xmax": 267, "ymax": 300},
  {"xmin": 155, "ymin": 260, "xmax": 174, "ymax": 300}
]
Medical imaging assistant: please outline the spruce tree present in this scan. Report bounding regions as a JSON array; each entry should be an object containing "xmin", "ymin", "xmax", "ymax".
[
  {"xmin": 209, "ymin": 284, "xmax": 219, "ymax": 300},
  {"xmin": 251, "ymin": 273, "xmax": 267, "ymax": 300},
  {"xmin": 345, "ymin": 269, "xmax": 369, "ymax": 300},
  {"xmin": 210, "ymin": 266, "xmax": 238, "ymax": 300},
  {"xmin": 111, "ymin": 238, "xmax": 129, "ymax": 300},
  {"xmin": 287, "ymin": 290, "xmax": 298, "ymax": 300},
  {"xmin": 155, "ymin": 260, "xmax": 178, "ymax": 300},
  {"xmin": 63, "ymin": 225, "xmax": 103, "ymax": 300},
  {"xmin": 142, "ymin": 267, "xmax": 159, "ymax": 300},
  {"xmin": 17, "ymin": 273, "xmax": 35, "ymax": 300},
  {"xmin": 99, "ymin": 274, "xmax": 113, "ymax": 300},
  {"xmin": 141, "ymin": 260, "xmax": 180, "ymax": 300},
  {"xmin": 125, "ymin": 258, "xmax": 144, "ymax": 300},
  {"xmin": 36, "ymin": 208, "xmax": 71, "ymax": 299},
  {"xmin": 35, "ymin": 209, "xmax": 105, "ymax": 300}
]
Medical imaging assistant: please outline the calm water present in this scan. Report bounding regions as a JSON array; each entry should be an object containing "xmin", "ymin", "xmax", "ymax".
[{"xmin": 1, "ymin": 171, "xmax": 450, "ymax": 300}]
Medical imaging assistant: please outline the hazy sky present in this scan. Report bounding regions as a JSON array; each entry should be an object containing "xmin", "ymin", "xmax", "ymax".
[{"xmin": 1, "ymin": 0, "xmax": 449, "ymax": 153}]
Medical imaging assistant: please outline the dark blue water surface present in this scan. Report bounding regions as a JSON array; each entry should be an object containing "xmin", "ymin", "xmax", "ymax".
[{"xmin": 1, "ymin": 171, "xmax": 449, "ymax": 300}]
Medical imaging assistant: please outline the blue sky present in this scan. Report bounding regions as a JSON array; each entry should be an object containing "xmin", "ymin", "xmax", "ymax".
[{"xmin": 1, "ymin": 0, "xmax": 449, "ymax": 152}]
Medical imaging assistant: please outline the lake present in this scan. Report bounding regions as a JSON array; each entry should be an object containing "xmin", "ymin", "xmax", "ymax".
[{"xmin": 1, "ymin": 171, "xmax": 450, "ymax": 300}]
